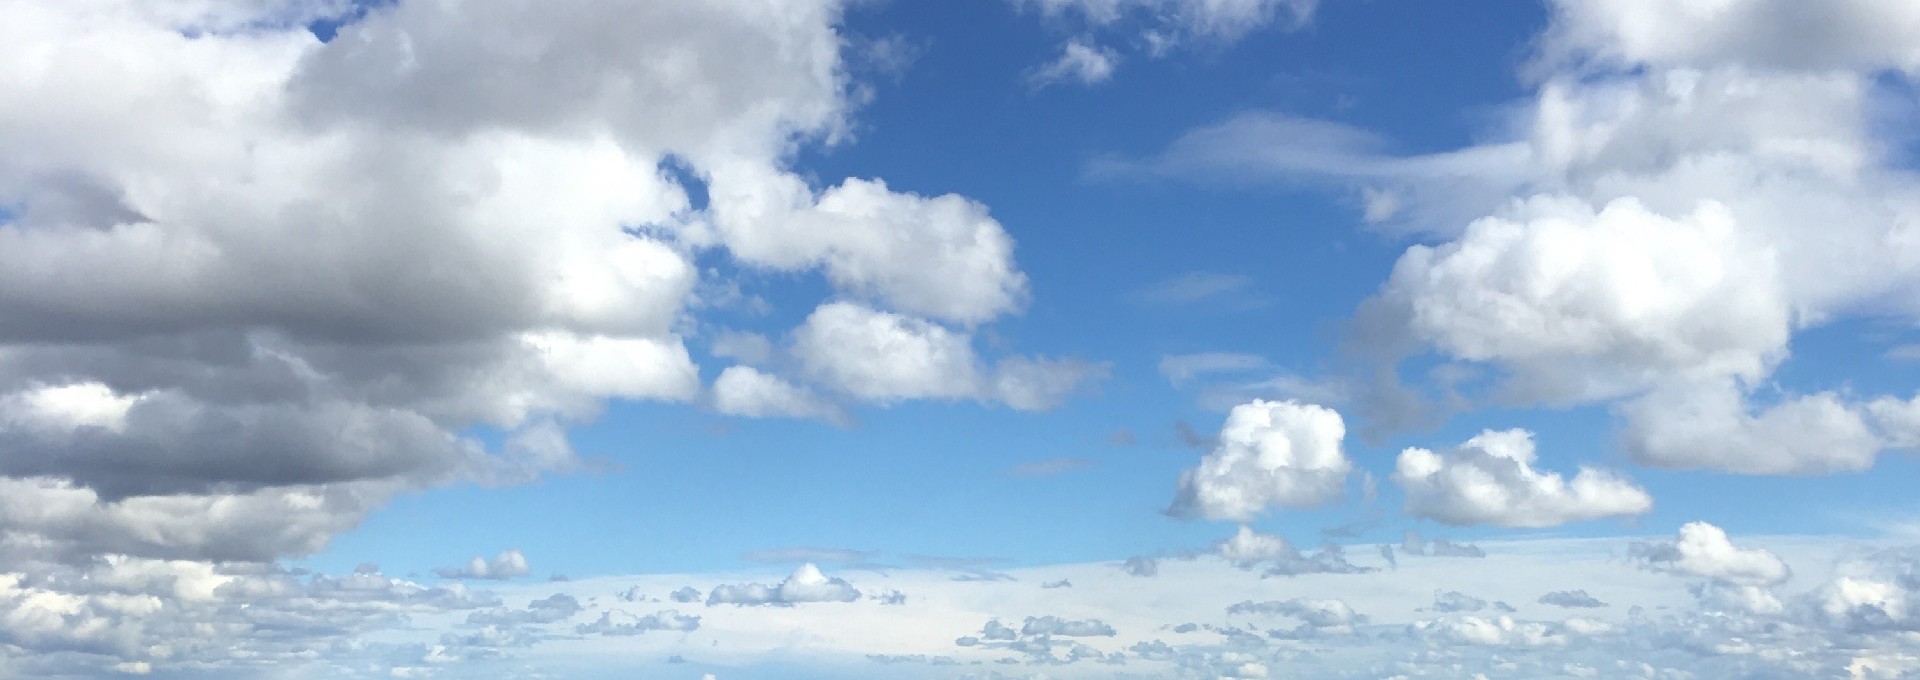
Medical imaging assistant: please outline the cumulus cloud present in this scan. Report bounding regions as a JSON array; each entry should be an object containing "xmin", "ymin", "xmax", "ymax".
[
  {"xmin": 1168, "ymin": 400, "xmax": 1350, "ymax": 521},
  {"xmin": 706, "ymin": 563, "xmax": 860, "ymax": 606},
  {"xmin": 710, "ymin": 366, "xmax": 845, "ymax": 424},
  {"xmin": 1213, "ymin": 525, "xmax": 1370, "ymax": 577},
  {"xmin": 434, "ymin": 550, "xmax": 532, "ymax": 581},
  {"xmin": 1121, "ymin": 0, "xmax": 1920, "ymax": 475},
  {"xmin": 790, "ymin": 302, "xmax": 1100, "ymax": 411},
  {"xmin": 0, "ymin": 0, "xmax": 1094, "ymax": 580},
  {"xmin": 1631, "ymin": 522, "xmax": 1791, "ymax": 586},
  {"xmin": 1394, "ymin": 429, "xmax": 1652, "ymax": 527}
]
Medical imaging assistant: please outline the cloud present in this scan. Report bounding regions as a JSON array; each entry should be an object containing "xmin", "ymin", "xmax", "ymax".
[
  {"xmin": 1159, "ymin": 352, "xmax": 1271, "ymax": 387},
  {"xmin": 1394, "ymin": 429, "xmax": 1652, "ymax": 527},
  {"xmin": 1133, "ymin": 272, "xmax": 1258, "ymax": 306},
  {"xmin": 434, "ymin": 550, "xmax": 532, "ymax": 581},
  {"xmin": 1538, "ymin": 589, "xmax": 1608, "ymax": 609},
  {"xmin": 1537, "ymin": 0, "xmax": 1920, "ymax": 73},
  {"xmin": 1400, "ymin": 530, "xmax": 1486, "ymax": 558},
  {"xmin": 790, "ymin": 302, "xmax": 1101, "ymax": 411},
  {"xmin": 1227, "ymin": 598, "xmax": 1363, "ymax": 635},
  {"xmin": 1168, "ymin": 400, "xmax": 1350, "ymax": 521},
  {"xmin": 1020, "ymin": 615, "xmax": 1117, "ymax": 637},
  {"xmin": 1027, "ymin": 41, "xmax": 1118, "ymax": 88},
  {"xmin": 709, "ymin": 366, "xmax": 845, "ymax": 424},
  {"xmin": 1630, "ymin": 522, "xmax": 1791, "ymax": 586},
  {"xmin": 1026, "ymin": 0, "xmax": 1318, "ymax": 47},
  {"xmin": 1212, "ymin": 525, "xmax": 1370, "ymax": 577},
  {"xmin": 574, "ymin": 609, "xmax": 700, "ymax": 636},
  {"xmin": 1122, "ymin": 556, "xmax": 1160, "ymax": 577},
  {"xmin": 1431, "ymin": 591, "xmax": 1488, "ymax": 613},
  {"xmin": 0, "ymin": 0, "xmax": 1091, "ymax": 576},
  {"xmin": 705, "ymin": 563, "xmax": 860, "ymax": 606},
  {"xmin": 1116, "ymin": 0, "xmax": 1920, "ymax": 474}
]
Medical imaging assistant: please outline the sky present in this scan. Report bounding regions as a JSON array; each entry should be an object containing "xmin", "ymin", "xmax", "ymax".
[{"xmin": 3, "ymin": 0, "xmax": 1920, "ymax": 678}]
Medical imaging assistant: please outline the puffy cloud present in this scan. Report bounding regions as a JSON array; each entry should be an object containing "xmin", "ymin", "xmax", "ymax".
[
  {"xmin": 1366, "ymin": 197, "xmax": 1787, "ymax": 406},
  {"xmin": 435, "ymin": 550, "xmax": 532, "ymax": 581},
  {"xmin": 706, "ymin": 563, "xmax": 860, "ymax": 606},
  {"xmin": 1407, "ymin": 615, "xmax": 1572, "ymax": 648},
  {"xmin": 1212, "ymin": 526, "xmax": 1370, "ymax": 577},
  {"xmin": 709, "ymin": 366, "xmax": 844, "ymax": 424},
  {"xmin": 706, "ymin": 172, "xmax": 1027, "ymax": 326},
  {"xmin": 791, "ymin": 302, "xmax": 1098, "ymax": 410},
  {"xmin": 1125, "ymin": 1, "xmax": 1920, "ymax": 474},
  {"xmin": 1122, "ymin": 557, "xmax": 1160, "ymax": 577},
  {"xmin": 0, "ymin": 0, "xmax": 1077, "ymax": 575},
  {"xmin": 1630, "ymin": 522, "xmax": 1791, "ymax": 586},
  {"xmin": 1168, "ymin": 400, "xmax": 1350, "ymax": 521},
  {"xmin": 1394, "ymin": 429, "xmax": 1652, "ymax": 527}
]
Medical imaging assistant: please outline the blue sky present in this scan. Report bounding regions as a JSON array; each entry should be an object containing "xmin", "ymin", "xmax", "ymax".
[{"xmin": 4, "ymin": 1, "xmax": 1920, "ymax": 679}]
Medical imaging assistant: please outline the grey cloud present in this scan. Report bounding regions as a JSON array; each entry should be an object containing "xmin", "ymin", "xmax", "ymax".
[
  {"xmin": 574, "ymin": 609, "xmax": 700, "ymax": 636},
  {"xmin": 1539, "ymin": 590, "xmax": 1609, "ymax": 609}
]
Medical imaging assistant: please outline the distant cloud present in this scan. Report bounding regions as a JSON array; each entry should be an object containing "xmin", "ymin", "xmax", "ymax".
[
  {"xmin": 1538, "ymin": 590, "xmax": 1609, "ymax": 609},
  {"xmin": 435, "ymin": 550, "xmax": 532, "ymax": 581},
  {"xmin": 1394, "ymin": 429, "xmax": 1652, "ymax": 527},
  {"xmin": 706, "ymin": 563, "xmax": 861, "ymax": 606}
]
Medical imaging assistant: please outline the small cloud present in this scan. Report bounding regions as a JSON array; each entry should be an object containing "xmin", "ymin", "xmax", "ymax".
[
  {"xmin": 1159, "ymin": 352, "xmax": 1271, "ymax": 387},
  {"xmin": 1027, "ymin": 40, "xmax": 1118, "ymax": 88},
  {"xmin": 1538, "ymin": 589, "xmax": 1609, "ymax": 609},
  {"xmin": 1133, "ymin": 272, "xmax": 1259, "ymax": 306},
  {"xmin": 434, "ymin": 549, "xmax": 531, "ymax": 581}
]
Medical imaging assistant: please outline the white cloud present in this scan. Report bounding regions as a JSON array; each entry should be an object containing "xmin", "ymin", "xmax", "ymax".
[
  {"xmin": 790, "ymin": 302, "xmax": 1099, "ymax": 411},
  {"xmin": 1630, "ymin": 522, "xmax": 1791, "ymax": 587},
  {"xmin": 709, "ymin": 366, "xmax": 843, "ymax": 424},
  {"xmin": 1168, "ymin": 400, "xmax": 1350, "ymax": 521},
  {"xmin": 1620, "ymin": 379, "xmax": 1881, "ymax": 474},
  {"xmin": 706, "ymin": 563, "xmax": 861, "ymax": 606},
  {"xmin": 1394, "ymin": 429, "xmax": 1652, "ymax": 527},
  {"xmin": 436, "ymin": 550, "xmax": 532, "ymax": 581},
  {"xmin": 706, "ymin": 171, "xmax": 1028, "ymax": 326},
  {"xmin": 1119, "ymin": 2, "xmax": 1920, "ymax": 476},
  {"xmin": 792, "ymin": 302, "xmax": 982, "ymax": 403},
  {"xmin": 1027, "ymin": 0, "xmax": 1318, "ymax": 45},
  {"xmin": 0, "ymin": 0, "xmax": 1084, "ymax": 576},
  {"xmin": 1027, "ymin": 41, "xmax": 1118, "ymax": 88}
]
